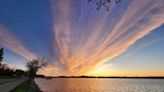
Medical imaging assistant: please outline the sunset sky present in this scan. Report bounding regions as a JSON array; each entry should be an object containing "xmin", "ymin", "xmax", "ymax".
[{"xmin": 0, "ymin": 0, "xmax": 164, "ymax": 76}]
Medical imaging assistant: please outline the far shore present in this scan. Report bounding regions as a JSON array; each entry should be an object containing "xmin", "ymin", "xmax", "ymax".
[{"xmin": 36, "ymin": 75, "xmax": 164, "ymax": 79}]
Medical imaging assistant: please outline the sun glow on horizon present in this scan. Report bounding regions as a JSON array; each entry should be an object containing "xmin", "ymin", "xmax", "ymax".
[
  {"xmin": 0, "ymin": 0, "xmax": 164, "ymax": 77},
  {"xmin": 46, "ymin": 0, "xmax": 164, "ymax": 76}
]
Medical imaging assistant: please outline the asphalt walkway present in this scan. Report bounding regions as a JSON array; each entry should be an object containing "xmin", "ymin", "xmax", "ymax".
[{"xmin": 0, "ymin": 78, "xmax": 26, "ymax": 92}]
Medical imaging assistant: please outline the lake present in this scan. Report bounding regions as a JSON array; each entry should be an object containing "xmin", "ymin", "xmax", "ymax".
[{"xmin": 35, "ymin": 78, "xmax": 164, "ymax": 92}]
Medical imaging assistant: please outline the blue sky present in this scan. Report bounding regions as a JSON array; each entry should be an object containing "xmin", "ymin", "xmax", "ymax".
[
  {"xmin": 107, "ymin": 26, "xmax": 164, "ymax": 76},
  {"xmin": 0, "ymin": 0, "xmax": 164, "ymax": 76},
  {"xmin": 0, "ymin": 0, "xmax": 53, "ymax": 69}
]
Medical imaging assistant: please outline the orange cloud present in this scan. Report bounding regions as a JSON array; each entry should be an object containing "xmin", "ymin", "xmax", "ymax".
[{"xmin": 43, "ymin": 0, "xmax": 164, "ymax": 76}]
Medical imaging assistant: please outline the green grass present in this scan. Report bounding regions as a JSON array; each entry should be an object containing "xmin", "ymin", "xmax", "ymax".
[{"xmin": 10, "ymin": 81, "xmax": 30, "ymax": 92}]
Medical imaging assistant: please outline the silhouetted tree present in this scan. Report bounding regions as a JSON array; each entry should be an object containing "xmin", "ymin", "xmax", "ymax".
[
  {"xmin": 88, "ymin": 0, "xmax": 121, "ymax": 11},
  {"xmin": 0, "ymin": 48, "xmax": 4, "ymax": 66},
  {"xmin": 26, "ymin": 58, "xmax": 46, "ymax": 80}
]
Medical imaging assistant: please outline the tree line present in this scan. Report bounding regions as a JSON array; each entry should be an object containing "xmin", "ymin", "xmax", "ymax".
[
  {"xmin": 0, "ymin": 48, "xmax": 46, "ymax": 80},
  {"xmin": 0, "ymin": 66, "xmax": 27, "ymax": 78},
  {"xmin": 0, "ymin": 48, "xmax": 27, "ymax": 77}
]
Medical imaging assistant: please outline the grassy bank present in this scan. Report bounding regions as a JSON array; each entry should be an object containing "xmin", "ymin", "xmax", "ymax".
[{"xmin": 10, "ymin": 79, "xmax": 42, "ymax": 92}]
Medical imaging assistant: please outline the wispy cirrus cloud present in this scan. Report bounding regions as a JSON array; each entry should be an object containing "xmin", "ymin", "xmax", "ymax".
[
  {"xmin": 46, "ymin": 0, "xmax": 164, "ymax": 76},
  {"xmin": 0, "ymin": 25, "xmax": 37, "ymax": 60}
]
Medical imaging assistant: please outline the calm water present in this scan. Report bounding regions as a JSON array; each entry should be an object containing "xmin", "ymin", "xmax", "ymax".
[{"xmin": 35, "ymin": 78, "xmax": 164, "ymax": 92}]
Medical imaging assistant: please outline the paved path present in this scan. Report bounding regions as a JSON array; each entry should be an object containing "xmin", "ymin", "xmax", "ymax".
[
  {"xmin": 0, "ymin": 78, "xmax": 26, "ymax": 92},
  {"xmin": 0, "ymin": 78, "xmax": 21, "ymax": 85}
]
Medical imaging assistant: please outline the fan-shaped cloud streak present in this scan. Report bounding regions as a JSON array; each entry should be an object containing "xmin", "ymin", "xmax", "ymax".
[
  {"xmin": 47, "ymin": 0, "xmax": 164, "ymax": 76},
  {"xmin": 0, "ymin": 25, "xmax": 37, "ymax": 60}
]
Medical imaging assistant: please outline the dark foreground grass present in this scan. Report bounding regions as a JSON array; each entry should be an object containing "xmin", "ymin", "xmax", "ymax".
[
  {"xmin": 10, "ymin": 81, "xmax": 30, "ymax": 92},
  {"xmin": 10, "ymin": 79, "xmax": 42, "ymax": 92}
]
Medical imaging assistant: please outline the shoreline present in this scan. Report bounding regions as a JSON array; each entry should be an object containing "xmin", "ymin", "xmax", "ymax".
[
  {"xmin": 39, "ymin": 76, "xmax": 164, "ymax": 79},
  {"xmin": 29, "ymin": 80, "xmax": 42, "ymax": 92}
]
